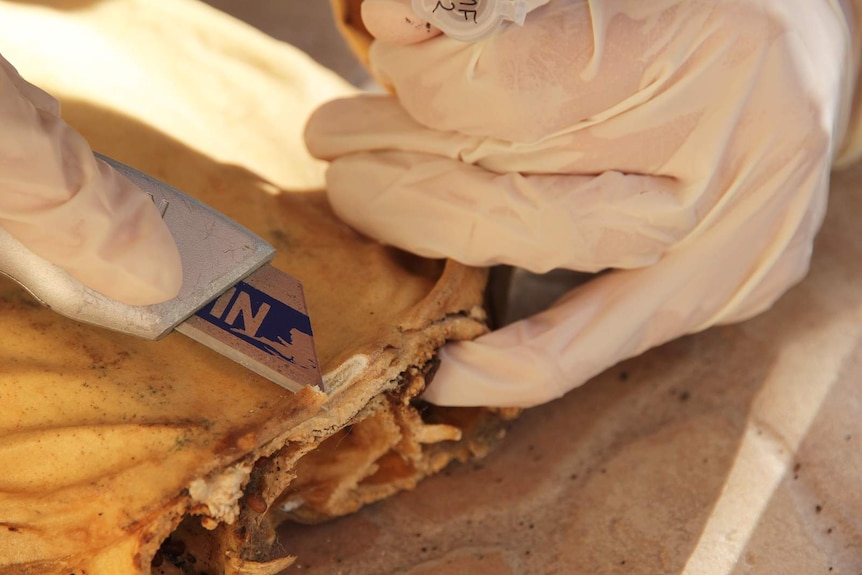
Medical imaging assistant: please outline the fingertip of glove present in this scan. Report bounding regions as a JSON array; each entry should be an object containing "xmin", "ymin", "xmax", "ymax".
[
  {"xmin": 423, "ymin": 338, "xmax": 568, "ymax": 408},
  {"xmin": 303, "ymin": 98, "xmax": 358, "ymax": 160},
  {"xmin": 127, "ymin": 205, "xmax": 184, "ymax": 306},
  {"xmin": 71, "ymin": 177, "xmax": 183, "ymax": 307},
  {"xmin": 361, "ymin": 0, "xmax": 442, "ymax": 45},
  {"xmin": 303, "ymin": 103, "xmax": 335, "ymax": 160},
  {"xmin": 82, "ymin": 213, "xmax": 183, "ymax": 307},
  {"xmin": 94, "ymin": 269, "xmax": 182, "ymax": 307},
  {"xmin": 421, "ymin": 342, "xmax": 503, "ymax": 407}
]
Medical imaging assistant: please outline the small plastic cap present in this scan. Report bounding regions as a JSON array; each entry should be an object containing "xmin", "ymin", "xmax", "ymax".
[{"xmin": 411, "ymin": 0, "xmax": 548, "ymax": 42}]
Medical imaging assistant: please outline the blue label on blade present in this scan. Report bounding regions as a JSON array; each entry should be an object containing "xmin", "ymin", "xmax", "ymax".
[{"xmin": 195, "ymin": 280, "xmax": 314, "ymax": 366}]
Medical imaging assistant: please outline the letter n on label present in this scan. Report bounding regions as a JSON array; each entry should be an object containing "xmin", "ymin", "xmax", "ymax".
[{"xmin": 207, "ymin": 287, "xmax": 271, "ymax": 337}]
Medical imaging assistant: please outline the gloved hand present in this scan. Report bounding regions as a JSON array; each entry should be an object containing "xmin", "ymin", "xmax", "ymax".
[
  {"xmin": 1, "ymin": 53, "xmax": 182, "ymax": 306},
  {"xmin": 306, "ymin": 0, "xmax": 858, "ymax": 407}
]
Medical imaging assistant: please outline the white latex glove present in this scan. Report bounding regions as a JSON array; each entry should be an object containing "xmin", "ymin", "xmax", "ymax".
[
  {"xmin": 0, "ymin": 54, "xmax": 182, "ymax": 306},
  {"xmin": 307, "ymin": 0, "xmax": 858, "ymax": 407}
]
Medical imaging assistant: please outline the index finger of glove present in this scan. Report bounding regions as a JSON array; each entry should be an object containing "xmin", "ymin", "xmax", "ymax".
[
  {"xmin": 0, "ymin": 61, "xmax": 183, "ymax": 305},
  {"xmin": 325, "ymin": 150, "xmax": 688, "ymax": 273},
  {"xmin": 421, "ymin": 180, "xmax": 822, "ymax": 408}
]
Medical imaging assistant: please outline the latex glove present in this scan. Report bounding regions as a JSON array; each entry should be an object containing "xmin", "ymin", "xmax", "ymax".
[
  {"xmin": 306, "ymin": 0, "xmax": 857, "ymax": 407},
  {"xmin": 0, "ymin": 54, "xmax": 182, "ymax": 306}
]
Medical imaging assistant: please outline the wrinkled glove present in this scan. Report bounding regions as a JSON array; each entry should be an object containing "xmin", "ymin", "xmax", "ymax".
[
  {"xmin": 0, "ymin": 54, "xmax": 181, "ymax": 306},
  {"xmin": 306, "ymin": 0, "xmax": 858, "ymax": 407}
]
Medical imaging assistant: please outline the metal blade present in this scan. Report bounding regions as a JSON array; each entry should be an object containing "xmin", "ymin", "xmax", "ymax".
[{"xmin": 176, "ymin": 264, "xmax": 323, "ymax": 393}]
